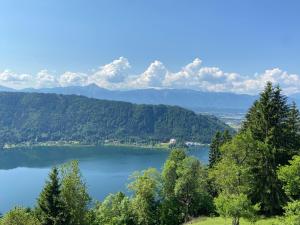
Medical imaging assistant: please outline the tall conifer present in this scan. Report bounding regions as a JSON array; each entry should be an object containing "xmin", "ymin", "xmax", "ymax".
[{"xmin": 37, "ymin": 167, "xmax": 69, "ymax": 225}]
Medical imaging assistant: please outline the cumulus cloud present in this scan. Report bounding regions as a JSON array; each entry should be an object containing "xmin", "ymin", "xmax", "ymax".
[
  {"xmin": 0, "ymin": 70, "xmax": 33, "ymax": 89},
  {"xmin": 59, "ymin": 72, "xmax": 88, "ymax": 87},
  {"xmin": 1, "ymin": 57, "xmax": 300, "ymax": 95},
  {"xmin": 131, "ymin": 60, "xmax": 168, "ymax": 88},
  {"xmin": 36, "ymin": 70, "xmax": 58, "ymax": 88},
  {"xmin": 87, "ymin": 57, "xmax": 131, "ymax": 88}
]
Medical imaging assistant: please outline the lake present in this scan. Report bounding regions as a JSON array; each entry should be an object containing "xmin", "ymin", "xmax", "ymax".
[{"xmin": 0, "ymin": 145, "xmax": 208, "ymax": 213}]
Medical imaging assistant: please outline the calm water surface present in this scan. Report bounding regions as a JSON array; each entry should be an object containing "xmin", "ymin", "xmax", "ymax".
[{"xmin": 0, "ymin": 145, "xmax": 208, "ymax": 213}]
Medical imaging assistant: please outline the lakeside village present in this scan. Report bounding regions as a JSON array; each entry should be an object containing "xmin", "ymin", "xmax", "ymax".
[{"xmin": 2, "ymin": 138, "xmax": 207, "ymax": 150}]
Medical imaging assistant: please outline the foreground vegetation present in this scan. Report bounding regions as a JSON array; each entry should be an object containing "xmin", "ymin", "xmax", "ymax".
[
  {"xmin": 1, "ymin": 82, "xmax": 300, "ymax": 225},
  {"xmin": 0, "ymin": 92, "xmax": 230, "ymax": 148},
  {"xmin": 187, "ymin": 217, "xmax": 280, "ymax": 225}
]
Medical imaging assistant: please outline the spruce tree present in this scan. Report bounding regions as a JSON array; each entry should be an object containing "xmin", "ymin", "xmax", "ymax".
[
  {"xmin": 208, "ymin": 130, "xmax": 232, "ymax": 168},
  {"xmin": 37, "ymin": 167, "xmax": 69, "ymax": 225},
  {"xmin": 241, "ymin": 82, "xmax": 300, "ymax": 215}
]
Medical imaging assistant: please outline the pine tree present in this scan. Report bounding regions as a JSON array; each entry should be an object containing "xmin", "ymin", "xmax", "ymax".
[{"xmin": 37, "ymin": 167, "xmax": 70, "ymax": 225}]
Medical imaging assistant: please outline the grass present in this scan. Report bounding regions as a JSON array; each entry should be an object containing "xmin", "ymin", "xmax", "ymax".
[{"xmin": 186, "ymin": 216, "xmax": 281, "ymax": 225}]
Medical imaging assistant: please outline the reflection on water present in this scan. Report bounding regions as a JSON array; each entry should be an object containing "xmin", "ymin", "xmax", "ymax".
[{"xmin": 0, "ymin": 146, "xmax": 208, "ymax": 213}]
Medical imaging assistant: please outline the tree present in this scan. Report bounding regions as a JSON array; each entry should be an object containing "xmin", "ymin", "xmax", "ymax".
[
  {"xmin": 60, "ymin": 161, "xmax": 91, "ymax": 225},
  {"xmin": 210, "ymin": 132, "xmax": 260, "ymax": 225},
  {"xmin": 240, "ymin": 82, "xmax": 299, "ymax": 215},
  {"xmin": 209, "ymin": 130, "xmax": 232, "ymax": 168},
  {"xmin": 95, "ymin": 192, "xmax": 134, "ymax": 225},
  {"xmin": 0, "ymin": 207, "xmax": 40, "ymax": 225},
  {"xmin": 208, "ymin": 131, "xmax": 223, "ymax": 168},
  {"xmin": 278, "ymin": 155, "xmax": 300, "ymax": 200},
  {"xmin": 36, "ymin": 167, "xmax": 69, "ymax": 225},
  {"xmin": 282, "ymin": 200, "xmax": 300, "ymax": 225},
  {"xmin": 175, "ymin": 157, "xmax": 211, "ymax": 222},
  {"xmin": 278, "ymin": 156, "xmax": 300, "ymax": 225},
  {"xmin": 160, "ymin": 149, "xmax": 187, "ymax": 225},
  {"xmin": 215, "ymin": 192, "xmax": 259, "ymax": 225},
  {"xmin": 285, "ymin": 102, "xmax": 300, "ymax": 154},
  {"xmin": 161, "ymin": 149, "xmax": 213, "ymax": 224},
  {"xmin": 128, "ymin": 168, "xmax": 161, "ymax": 225}
]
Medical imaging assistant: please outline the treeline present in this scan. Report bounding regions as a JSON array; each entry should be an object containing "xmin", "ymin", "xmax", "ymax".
[
  {"xmin": 0, "ymin": 92, "xmax": 230, "ymax": 147},
  {"xmin": 2, "ymin": 82, "xmax": 300, "ymax": 225}
]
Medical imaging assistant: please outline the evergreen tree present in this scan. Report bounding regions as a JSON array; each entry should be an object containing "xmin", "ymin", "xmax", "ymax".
[
  {"xmin": 208, "ymin": 130, "xmax": 232, "ymax": 168},
  {"xmin": 208, "ymin": 131, "xmax": 222, "ymax": 168},
  {"xmin": 36, "ymin": 167, "xmax": 69, "ymax": 225},
  {"xmin": 240, "ymin": 82, "xmax": 300, "ymax": 215}
]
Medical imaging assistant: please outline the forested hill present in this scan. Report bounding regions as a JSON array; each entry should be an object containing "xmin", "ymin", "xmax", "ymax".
[{"xmin": 0, "ymin": 92, "xmax": 231, "ymax": 146}]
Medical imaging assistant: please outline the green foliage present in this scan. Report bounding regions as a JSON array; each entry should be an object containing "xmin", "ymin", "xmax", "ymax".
[
  {"xmin": 36, "ymin": 167, "xmax": 69, "ymax": 225},
  {"xmin": 128, "ymin": 168, "xmax": 161, "ymax": 225},
  {"xmin": 282, "ymin": 200, "xmax": 300, "ymax": 225},
  {"xmin": 0, "ymin": 92, "xmax": 231, "ymax": 147},
  {"xmin": 187, "ymin": 216, "xmax": 280, "ymax": 225},
  {"xmin": 285, "ymin": 102, "xmax": 300, "ymax": 153},
  {"xmin": 208, "ymin": 130, "xmax": 232, "ymax": 168},
  {"xmin": 278, "ymin": 156, "xmax": 300, "ymax": 225},
  {"xmin": 161, "ymin": 149, "xmax": 213, "ymax": 224},
  {"xmin": 60, "ymin": 161, "xmax": 91, "ymax": 225},
  {"xmin": 239, "ymin": 82, "xmax": 300, "ymax": 215},
  {"xmin": 160, "ymin": 149, "xmax": 187, "ymax": 225},
  {"xmin": 214, "ymin": 192, "xmax": 260, "ymax": 225},
  {"xmin": 174, "ymin": 157, "xmax": 209, "ymax": 222},
  {"xmin": 278, "ymin": 155, "xmax": 300, "ymax": 200},
  {"xmin": 0, "ymin": 207, "xmax": 40, "ymax": 225},
  {"xmin": 210, "ymin": 132, "xmax": 260, "ymax": 225},
  {"xmin": 210, "ymin": 132, "xmax": 255, "ymax": 194},
  {"xmin": 95, "ymin": 192, "xmax": 134, "ymax": 225}
]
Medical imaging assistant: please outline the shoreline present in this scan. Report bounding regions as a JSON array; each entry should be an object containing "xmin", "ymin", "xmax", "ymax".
[{"xmin": 2, "ymin": 141, "xmax": 209, "ymax": 151}]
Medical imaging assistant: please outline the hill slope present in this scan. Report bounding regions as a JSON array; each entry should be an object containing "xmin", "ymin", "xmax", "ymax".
[{"xmin": 0, "ymin": 92, "xmax": 231, "ymax": 146}]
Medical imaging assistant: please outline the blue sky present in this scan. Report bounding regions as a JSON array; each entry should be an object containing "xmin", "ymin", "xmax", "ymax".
[{"xmin": 1, "ymin": 0, "xmax": 300, "ymax": 94}]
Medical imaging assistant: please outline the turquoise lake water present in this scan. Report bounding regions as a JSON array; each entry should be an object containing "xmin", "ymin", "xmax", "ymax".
[{"xmin": 0, "ymin": 145, "xmax": 208, "ymax": 213}]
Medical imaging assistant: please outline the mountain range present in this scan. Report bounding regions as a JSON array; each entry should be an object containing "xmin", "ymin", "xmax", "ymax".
[
  {"xmin": 0, "ymin": 84, "xmax": 260, "ymax": 113},
  {"xmin": 2, "ymin": 84, "xmax": 300, "ymax": 114}
]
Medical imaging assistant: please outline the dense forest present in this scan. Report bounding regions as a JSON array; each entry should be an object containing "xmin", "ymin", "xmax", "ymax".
[
  {"xmin": 0, "ymin": 92, "xmax": 230, "ymax": 147},
  {"xmin": 1, "ymin": 82, "xmax": 300, "ymax": 225}
]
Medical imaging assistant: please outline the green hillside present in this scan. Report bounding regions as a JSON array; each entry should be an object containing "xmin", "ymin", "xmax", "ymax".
[{"xmin": 0, "ymin": 92, "xmax": 231, "ymax": 147}]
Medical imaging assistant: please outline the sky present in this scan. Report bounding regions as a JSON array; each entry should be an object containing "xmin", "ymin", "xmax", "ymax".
[{"xmin": 0, "ymin": 0, "xmax": 300, "ymax": 94}]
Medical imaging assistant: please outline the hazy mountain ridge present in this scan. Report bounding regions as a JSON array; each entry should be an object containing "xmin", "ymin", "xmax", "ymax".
[{"xmin": 11, "ymin": 84, "xmax": 259, "ymax": 112}]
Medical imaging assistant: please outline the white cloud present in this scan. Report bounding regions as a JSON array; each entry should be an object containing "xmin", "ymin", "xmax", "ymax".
[
  {"xmin": 131, "ymin": 60, "xmax": 167, "ymax": 88},
  {"xmin": 36, "ymin": 70, "xmax": 58, "ymax": 88},
  {"xmin": 1, "ymin": 57, "xmax": 300, "ymax": 95},
  {"xmin": 0, "ymin": 70, "xmax": 33, "ymax": 89},
  {"xmin": 59, "ymin": 72, "xmax": 88, "ymax": 87},
  {"xmin": 87, "ymin": 57, "xmax": 131, "ymax": 88}
]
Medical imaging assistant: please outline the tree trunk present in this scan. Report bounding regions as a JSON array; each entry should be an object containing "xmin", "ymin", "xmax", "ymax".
[{"xmin": 232, "ymin": 217, "xmax": 240, "ymax": 225}]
